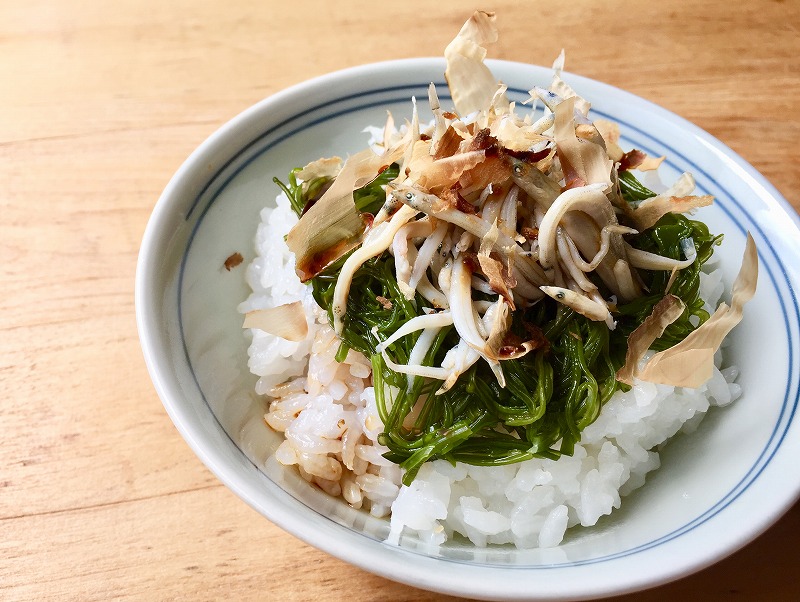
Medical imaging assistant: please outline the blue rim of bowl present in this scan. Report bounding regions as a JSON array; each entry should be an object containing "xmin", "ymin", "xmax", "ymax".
[{"xmin": 173, "ymin": 66, "xmax": 800, "ymax": 570}]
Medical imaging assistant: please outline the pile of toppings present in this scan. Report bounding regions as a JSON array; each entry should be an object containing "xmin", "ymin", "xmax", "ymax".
[{"xmin": 249, "ymin": 11, "xmax": 757, "ymax": 484}]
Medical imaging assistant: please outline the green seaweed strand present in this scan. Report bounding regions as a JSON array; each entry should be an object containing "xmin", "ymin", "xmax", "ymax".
[{"xmin": 273, "ymin": 167, "xmax": 719, "ymax": 484}]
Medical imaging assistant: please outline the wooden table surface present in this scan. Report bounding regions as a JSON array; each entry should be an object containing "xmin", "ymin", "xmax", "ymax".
[{"xmin": 3, "ymin": 1, "xmax": 799, "ymax": 600}]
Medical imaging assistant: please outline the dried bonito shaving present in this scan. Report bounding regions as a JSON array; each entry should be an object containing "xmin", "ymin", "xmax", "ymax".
[
  {"xmin": 638, "ymin": 233, "xmax": 758, "ymax": 387},
  {"xmin": 243, "ymin": 301, "xmax": 308, "ymax": 342},
  {"xmin": 276, "ymin": 10, "xmax": 757, "ymax": 391}
]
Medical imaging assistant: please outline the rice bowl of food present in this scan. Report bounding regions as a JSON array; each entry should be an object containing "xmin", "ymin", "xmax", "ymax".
[{"xmin": 136, "ymin": 11, "xmax": 800, "ymax": 601}]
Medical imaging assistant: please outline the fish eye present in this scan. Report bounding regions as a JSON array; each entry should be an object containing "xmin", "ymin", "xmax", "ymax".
[
  {"xmin": 406, "ymin": 192, "xmax": 414, "ymax": 201},
  {"xmin": 556, "ymin": 291, "xmax": 565, "ymax": 300},
  {"xmin": 513, "ymin": 164, "xmax": 522, "ymax": 174}
]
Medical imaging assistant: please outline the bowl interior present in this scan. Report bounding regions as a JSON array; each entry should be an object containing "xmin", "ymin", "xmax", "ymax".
[{"xmin": 137, "ymin": 58, "xmax": 800, "ymax": 599}]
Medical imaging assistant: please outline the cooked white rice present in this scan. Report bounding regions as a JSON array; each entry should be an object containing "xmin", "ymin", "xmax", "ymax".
[{"xmin": 238, "ymin": 193, "xmax": 740, "ymax": 549}]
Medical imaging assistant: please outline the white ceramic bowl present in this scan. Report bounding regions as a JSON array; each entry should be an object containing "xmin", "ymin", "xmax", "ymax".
[{"xmin": 136, "ymin": 58, "xmax": 800, "ymax": 601}]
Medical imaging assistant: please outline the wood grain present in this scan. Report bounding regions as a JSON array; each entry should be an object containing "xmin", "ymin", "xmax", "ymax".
[{"xmin": 2, "ymin": 1, "xmax": 798, "ymax": 600}]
